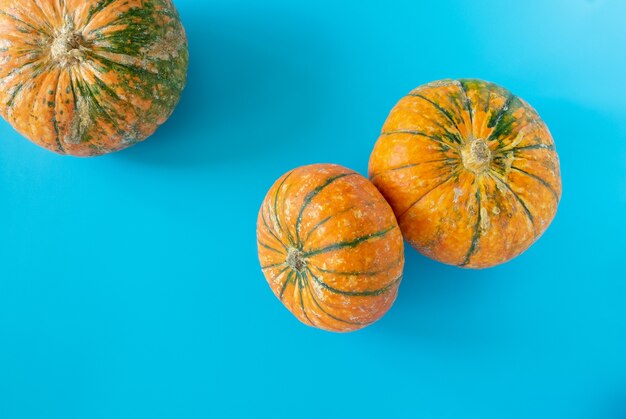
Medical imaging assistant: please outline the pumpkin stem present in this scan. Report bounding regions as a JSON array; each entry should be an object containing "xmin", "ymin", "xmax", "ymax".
[
  {"xmin": 286, "ymin": 248, "xmax": 306, "ymax": 273},
  {"xmin": 461, "ymin": 138, "xmax": 492, "ymax": 174},
  {"xmin": 50, "ymin": 22, "xmax": 84, "ymax": 67}
]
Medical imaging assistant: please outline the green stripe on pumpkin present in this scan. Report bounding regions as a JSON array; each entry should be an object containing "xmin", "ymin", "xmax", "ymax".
[
  {"xmin": 304, "ymin": 225, "xmax": 396, "ymax": 257},
  {"xmin": 409, "ymin": 92, "xmax": 463, "ymax": 130},
  {"xmin": 370, "ymin": 158, "xmax": 458, "ymax": 181},
  {"xmin": 295, "ymin": 172, "xmax": 355, "ymax": 244},
  {"xmin": 459, "ymin": 186, "xmax": 482, "ymax": 267},
  {"xmin": 458, "ymin": 79, "xmax": 474, "ymax": 127},
  {"xmin": 380, "ymin": 130, "xmax": 453, "ymax": 152},
  {"xmin": 272, "ymin": 170, "xmax": 294, "ymax": 245},
  {"xmin": 86, "ymin": 0, "xmax": 120, "ymax": 23},
  {"xmin": 510, "ymin": 143, "xmax": 556, "ymax": 152},
  {"xmin": 307, "ymin": 267, "xmax": 401, "ymax": 297},
  {"xmin": 399, "ymin": 171, "xmax": 459, "ymax": 219},
  {"xmin": 296, "ymin": 272, "xmax": 314, "ymax": 325},
  {"xmin": 257, "ymin": 240, "xmax": 284, "ymax": 256},
  {"xmin": 510, "ymin": 166, "xmax": 560, "ymax": 202},
  {"xmin": 489, "ymin": 172, "xmax": 536, "ymax": 234},
  {"xmin": 302, "ymin": 275, "xmax": 368, "ymax": 326},
  {"xmin": 261, "ymin": 261, "xmax": 286, "ymax": 270},
  {"xmin": 279, "ymin": 271, "xmax": 295, "ymax": 300},
  {"xmin": 487, "ymin": 92, "xmax": 523, "ymax": 142},
  {"xmin": 303, "ymin": 205, "xmax": 356, "ymax": 244},
  {"xmin": 259, "ymin": 205, "xmax": 288, "ymax": 251},
  {"xmin": 311, "ymin": 255, "xmax": 403, "ymax": 277}
]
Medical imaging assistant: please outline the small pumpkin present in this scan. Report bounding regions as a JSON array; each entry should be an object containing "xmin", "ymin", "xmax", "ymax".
[
  {"xmin": 0, "ymin": 0, "xmax": 188, "ymax": 157},
  {"xmin": 369, "ymin": 79, "xmax": 562, "ymax": 269},
  {"xmin": 257, "ymin": 164, "xmax": 404, "ymax": 332}
]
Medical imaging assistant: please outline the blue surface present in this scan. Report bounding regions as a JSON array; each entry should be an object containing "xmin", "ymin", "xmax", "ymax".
[{"xmin": 1, "ymin": 0, "xmax": 625, "ymax": 418}]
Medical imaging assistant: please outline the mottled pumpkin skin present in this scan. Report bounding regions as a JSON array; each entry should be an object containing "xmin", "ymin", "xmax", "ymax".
[
  {"xmin": 257, "ymin": 164, "xmax": 404, "ymax": 332},
  {"xmin": 0, "ymin": 0, "xmax": 188, "ymax": 156},
  {"xmin": 369, "ymin": 79, "xmax": 562, "ymax": 269}
]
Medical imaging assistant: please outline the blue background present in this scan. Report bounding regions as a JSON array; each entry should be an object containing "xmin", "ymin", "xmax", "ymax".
[{"xmin": 1, "ymin": 0, "xmax": 625, "ymax": 418}]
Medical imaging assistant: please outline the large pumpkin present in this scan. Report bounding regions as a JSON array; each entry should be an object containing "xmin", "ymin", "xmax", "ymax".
[
  {"xmin": 257, "ymin": 164, "xmax": 404, "ymax": 332},
  {"xmin": 369, "ymin": 79, "xmax": 562, "ymax": 269},
  {"xmin": 0, "ymin": 0, "xmax": 188, "ymax": 157}
]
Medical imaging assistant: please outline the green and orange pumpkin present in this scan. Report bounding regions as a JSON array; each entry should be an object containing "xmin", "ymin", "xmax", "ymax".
[
  {"xmin": 369, "ymin": 79, "xmax": 562, "ymax": 268},
  {"xmin": 0, "ymin": 0, "xmax": 188, "ymax": 156},
  {"xmin": 257, "ymin": 164, "xmax": 404, "ymax": 332}
]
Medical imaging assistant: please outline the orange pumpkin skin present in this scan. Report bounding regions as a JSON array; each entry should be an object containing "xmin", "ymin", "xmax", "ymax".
[
  {"xmin": 257, "ymin": 164, "xmax": 404, "ymax": 332},
  {"xmin": 0, "ymin": 0, "xmax": 188, "ymax": 157},
  {"xmin": 369, "ymin": 79, "xmax": 562, "ymax": 269}
]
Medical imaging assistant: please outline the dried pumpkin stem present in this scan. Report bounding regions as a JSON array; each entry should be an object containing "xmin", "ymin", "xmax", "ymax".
[
  {"xmin": 461, "ymin": 138, "xmax": 492, "ymax": 174},
  {"xmin": 286, "ymin": 248, "xmax": 306, "ymax": 273},
  {"xmin": 50, "ymin": 22, "xmax": 84, "ymax": 67}
]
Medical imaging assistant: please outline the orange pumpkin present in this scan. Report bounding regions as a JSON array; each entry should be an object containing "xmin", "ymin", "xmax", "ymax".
[
  {"xmin": 257, "ymin": 164, "xmax": 404, "ymax": 332},
  {"xmin": 0, "ymin": 0, "xmax": 188, "ymax": 157},
  {"xmin": 369, "ymin": 79, "xmax": 562, "ymax": 269}
]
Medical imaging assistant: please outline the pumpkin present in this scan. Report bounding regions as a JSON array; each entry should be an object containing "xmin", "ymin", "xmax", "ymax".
[
  {"xmin": 0, "ymin": 0, "xmax": 188, "ymax": 157},
  {"xmin": 257, "ymin": 164, "xmax": 404, "ymax": 332},
  {"xmin": 369, "ymin": 79, "xmax": 562, "ymax": 269}
]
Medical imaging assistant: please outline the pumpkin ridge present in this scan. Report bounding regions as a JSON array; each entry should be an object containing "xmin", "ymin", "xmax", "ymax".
[
  {"xmin": 508, "ymin": 152, "xmax": 554, "ymax": 164},
  {"xmin": 303, "ymin": 204, "xmax": 358, "ymax": 244},
  {"xmin": 0, "ymin": 9, "xmax": 48, "ymax": 37},
  {"xmin": 307, "ymin": 266, "xmax": 402, "ymax": 297},
  {"xmin": 408, "ymin": 92, "xmax": 464, "ymax": 135},
  {"xmin": 85, "ymin": 0, "xmax": 120, "ymax": 26},
  {"xmin": 510, "ymin": 166, "xmax": 560, "ymax": 202},
  {"xmin": 84, "ymin": 66, "xmax": 122, "ymax": 101},
  {"xmin": 303, "ymin": 225, "xmax": 396, "ymax": 257},
  {"xmin": 303, "ymin": 276, "xmax": 368, "ymax": 326},
  {"xmin": 80, "ymin": 49, "xmax": 186, "ymax": 119},
  {"xmin": 486, "ymin": 92, "xmax": 516, "ymax": 138},
  {"xmin": 74, "ymin": 77, "xmax": 122, "ymax": 135},
  {"xmin": 62, "ymin": 75, "xmax": 102, "ymax": 146},
  {"xmin": 380, "ymin": 130, "xmax": 454, "ymax": 151},
  {"xmin": 66, "ymin": 67, "xmax": 89, "ymax": 145},
  {"xmin": 51, "ymin": 68, "xmax": 65, "ymax": 152},
  {"xmin": 24, "ymin": 69, "xmax": 51, "ymax": 143},
  {"xmin": 370, "ymin": 158, "xmax": 458, "ymax": 181},
  {"xmin": 458, "ymin": 79, "xmax": 474, "ymax": 127},
  {"xmin": 408, "ymin": 91, "xmax": 467, "ymax": 142},
  {"xmin": 259, "ymin": 206, "xmax": 288, "ymax": 252},
  {"xmin": 4, "ymin": 58, "xmax": 41, "ymax": 81},
  {"xmin": 295, "ymin": 172, "xmax": 356, "ymax": 244},
  {"xmin": 271, "ymin": 171, "xmax": 297, "ymax": 245},
  {"xmin": 30, "ymin": 0, "xmax": 56, "ymax": 32},
  {"xmin": 297, "ymin": 276, "xmax": 314, "ymax": 326},
  {"xmin": 279, "ymin": 271, "xmax": 295, "ymax": 300},
  {"xmin": 88, "ymin": 3, "xmax": 181, "ymax": 58},
  {"xmin": 460, "ymin": 187, "xmax": 482, "ymax": 267},
  {"xmin": 84, "ymin": 70, "xmax": 138, "ymax": 123},
  {"xmin": 311, "ymin": 255, "xmax": 403, "ymax": 277},
  {"xmin": 301, "ymin": 274, "xmax": 348, "ymax": 329},
  {"xmin": 487, "ymin": 89, "xmax": 514, "ymax": 128},
  {"xmin": 257, "ymin": 240, "xmax": 284, "ymax": 256},
  {"xmin": 393, "ymin": 101, "xmax": 465, "ymax": 147},
  {"xmin": 488, "ymin": 172, "xmax": 536, "ymax": 235},
  {"xmin": 428, "ymin": 117, "xmax": 464, "ymax": 146},
  {"xmin": 398, "ymin": 171, "xmax": 459, "ymax": 219},
  {"xmin": 510, "ymin": 143, "xmax": 556, "ymax": 152},
  {"xmin": 261, "ymin": 262, "xmax": 286, "ymax": 270},
  {"xmin": 271, "ymin": 171, "xmax": 294, "ymax": 232}
]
